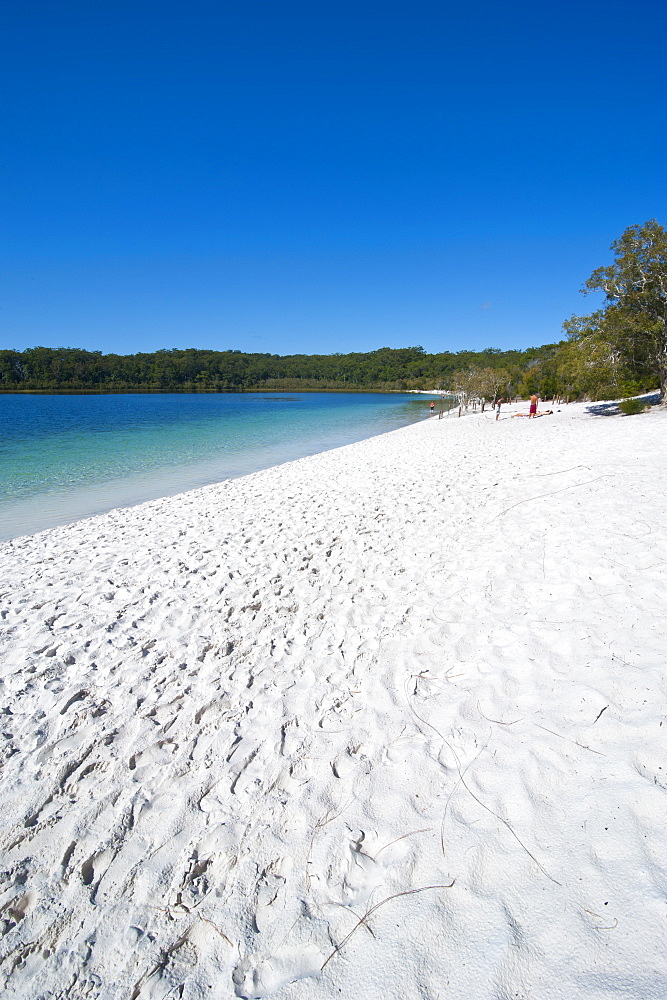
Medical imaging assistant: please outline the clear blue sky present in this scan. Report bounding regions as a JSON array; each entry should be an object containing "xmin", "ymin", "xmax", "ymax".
[{"xmin": 2, "ymin": 0, "xmax": 666, "ymax": 357}]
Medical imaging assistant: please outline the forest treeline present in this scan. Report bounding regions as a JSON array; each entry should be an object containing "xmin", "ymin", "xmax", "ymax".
[
  {"xmin": 2, "ymin": 220, "xmax": 665, "ymax": 400},
  {"xmin": 0, "ymin": 343, "xmax": 559, "ymax": 394}
]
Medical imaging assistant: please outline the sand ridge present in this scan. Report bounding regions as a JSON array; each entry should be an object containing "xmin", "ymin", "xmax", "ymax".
[{"xmin": 1, "ymin": 401, "xmax": 666, "ymax": 999}]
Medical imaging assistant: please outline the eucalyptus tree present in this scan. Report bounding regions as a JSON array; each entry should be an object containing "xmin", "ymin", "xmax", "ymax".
[
  {"xmin": 481, "ymin": 367, "xmax": 512, "ymax": 403},
  {"xmin": 453, "ymin": 369, "xmax": 476, "ymax": 409},
  {"xmin": 559, "ymin": 311, "xmax": 626, "ymax": 400},
  {"xmin": 584, "ymin": 219, "xmax": 667, "ymax": 399}
]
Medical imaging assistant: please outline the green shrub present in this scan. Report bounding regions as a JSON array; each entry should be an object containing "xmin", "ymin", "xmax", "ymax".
[{"xmin": 619, "ymin": 397, "xmax": 647, "ymax": 415}]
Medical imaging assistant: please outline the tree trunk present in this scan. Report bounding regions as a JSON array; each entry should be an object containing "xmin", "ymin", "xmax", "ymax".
[{"xmin": 658, "ymin": 317, "xmax": 667, "ymax": 402}]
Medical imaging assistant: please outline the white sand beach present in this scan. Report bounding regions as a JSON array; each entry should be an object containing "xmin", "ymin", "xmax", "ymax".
[{"xmin": 1, "ymin": 399, "xmax": 666, "ymax": 1000}]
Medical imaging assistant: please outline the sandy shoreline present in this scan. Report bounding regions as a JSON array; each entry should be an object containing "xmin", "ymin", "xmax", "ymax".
[{"xmin": 1, "ymin": 401, "xmax": 666, "ymax": 999}]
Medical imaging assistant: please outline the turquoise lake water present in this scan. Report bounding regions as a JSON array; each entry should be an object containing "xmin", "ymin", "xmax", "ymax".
[{"xmin": 0, "ymin": 392, "xmax": 443, "ymax": 540}]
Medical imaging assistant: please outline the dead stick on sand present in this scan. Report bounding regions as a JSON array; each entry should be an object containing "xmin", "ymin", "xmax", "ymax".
[
  {"xmin": 306, "ymin": 801, "xmax": 352, "ymax": 892},
  {"xmin": 372, "ymin": 828, "xmax": 431, "ymax": 860},
  {"xmin": 405, "ymin": 680, "xmax": 560, "ymax": 885},
  {"xmin": 583, "ymin": 908, "xmax": 618, "ymax": 931},
  {"xmin": 440, "ymin": 747, "xmax": 487, "ymax": 857},
  {"xmin": 533, "ymin": 722, "xmax": 604, "ymax": 756},
  {"xmin": 493, "ymin": 476, "xmax": 610, "ymax": 520},
  {"xmin": 321, "ymin": 884, "xmax": 455, "ymax": 971},
  {"xmin": 478, "ymin": 705, "xmax": 603, "ymax": 755},
  {"xmin": 518, "ymin": 465, "xmax": 591, "ymax": 478},
  {"xmin": 477, "ymin": 702, "xmax": 523, "ymax": 726},
  {"xmin": 455, "ymin": 771, "xmax": 561, "ymax": 885},
  {"xmin": 330, "ymin": 904, "xmax": 377, "ymax": 940}
]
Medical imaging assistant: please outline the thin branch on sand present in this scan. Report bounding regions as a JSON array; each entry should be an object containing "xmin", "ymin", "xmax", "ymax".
[
  {"xmin": 454, "ymin": 770, "xmax": 561, "ymax": 885},
  {"xmin": 492, "ymin": 476, "xmax": 610, "ymax": 520},
  {"xmin": 330, "ymin": 903, "xmax": 376, "ymax": 940},
  {"xmin": 404, "ymin": 679, "xmax": 560, "ymax": 885},
  {"xmin": 478, "ymin": 701, "xmax": 603, "ymax": 753},
  {"xmin": 583, "ymin": 908, "xmax": 618, "ymax": 931},
  {"xmin": 129, "ymin": 930, "xmax": 191, "ymax": 1000},
  {"xmin": 440, "ymin": 746, "xmax": 486, "ymax": 858},
  {"xmin": 306, "ymin": 801, "xmax": 352, "ymax": 892},
  {"xmin": 197, "ymin": 916, "xmax": 233, "ymax": 946},
  {"xmin": 372, "ymin": 828, "xmax": 431, "ymax": 860},
  {"xmin": 518, "ymin": 465, "xmax": 591, "ymax": 478},
  {"xmin": 321, "ymin": 884, "xmax": 455, "ymax": 971},
  {"xmin": 477, "ymin": 702, "xmax": 523, "ymax": 726},
  {"xmin": 533, "ymin": 722, "xmax": 604, "ymax": 756}
]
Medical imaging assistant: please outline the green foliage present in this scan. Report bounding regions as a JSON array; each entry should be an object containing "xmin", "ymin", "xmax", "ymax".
[
  {"xmin": 583, "ymin": 219, "xmax": 667, "ymax": 398},
  {"xmin": 454, "ymin": 366, "xmax": 513, "ymax": 402},
  {"xmin": 618, "ymin": 397, "xmax": 647, "ymax": 415},
  {"xmin": 0, "ymin": 343, "xmax": 555, "ymax": 393}
]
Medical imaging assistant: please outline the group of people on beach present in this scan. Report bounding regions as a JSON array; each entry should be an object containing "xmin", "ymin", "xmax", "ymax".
[
  {"xmin": 495, "ymin": 394, "xmax": 539, "ymax": 419},
  {"xmin": 497, "ymin": 394, "xmax": 553, "ymax": 419},
  {"xmin": 429, "ymin": 393, "xmax": 551, "ymax": 420}
]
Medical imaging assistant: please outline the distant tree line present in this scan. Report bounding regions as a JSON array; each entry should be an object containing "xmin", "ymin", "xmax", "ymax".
[
  {"xmin": 0, "ymin": 343, "xmax": 557, "ymax": 394},
  {"xmin": 2, "ymin": 220, "xmax": 664, "ymax": 401}
]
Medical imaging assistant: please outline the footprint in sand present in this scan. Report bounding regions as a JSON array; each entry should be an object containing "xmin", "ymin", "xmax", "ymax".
[{"xmin": 232, "ymin": 944, "xmax": 324, "ymax": 999}]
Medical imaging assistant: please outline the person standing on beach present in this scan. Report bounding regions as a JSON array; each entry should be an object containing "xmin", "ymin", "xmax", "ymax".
[
  {"xmin": 430, "ymin": 401, "xmax": 435, "ymax": 415},
  {"xmin": 529, "ymin": 394, "xmax": 538, "ymax": 418},
  {"xmin": 495, "ymin": 397, "xmax": 503, "ymax": 421}
]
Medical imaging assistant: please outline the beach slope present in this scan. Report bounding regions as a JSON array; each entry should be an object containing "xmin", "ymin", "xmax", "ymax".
[{"xmin": 1, "ymin": 401, "xmax": 666, "ymax": 1000}]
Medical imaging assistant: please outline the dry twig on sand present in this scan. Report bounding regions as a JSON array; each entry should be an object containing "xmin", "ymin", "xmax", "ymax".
[
  {"xmin": 404, "ymin": 679, "xmax": 561, "ymax": 885},
  {"xmin": 321, "ymin": 884, "xmax": 455, "ymax": 971},
  {"xmin": 518, "ymin": 465, "xmax": 591, "ymax": 478},
  {"xmin": 533, "ymin": 722, "xmax": 604, "ymax": 756},
  {"xmin": 372, "ymin": 828, "xmax": 431, "ymax": 860},
  {"xmin": 306, "ymin": 801, "xmax": 352, "ymax": 892},
  {"xmin": 493, "ymin": 475, "xmax": 610, "ymax": 520}
]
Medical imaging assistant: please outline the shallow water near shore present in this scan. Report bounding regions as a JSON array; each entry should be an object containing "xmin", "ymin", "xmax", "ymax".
[{"xmin": 0, "ymin": 391, "xmax": 442, "ymax": 539}]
